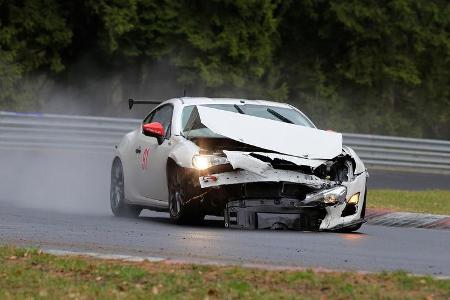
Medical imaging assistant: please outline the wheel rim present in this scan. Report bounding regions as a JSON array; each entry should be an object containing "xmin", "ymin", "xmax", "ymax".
[
  {"xmin": 169, "ymin": 170, "xmax": 183, "ymax": 217},
  {"xmin": 111, "ymin": 163, "xmax": 124, "ymax": 210},
  {"xmin": 170, "ymin": 190, "xmax": 182, "ymax": 216}
]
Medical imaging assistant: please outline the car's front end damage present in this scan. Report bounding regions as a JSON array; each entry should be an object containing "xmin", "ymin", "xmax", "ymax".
[
  {"xmin": 170, "ymin": 104, "xmax": 368, "ymax": 231},
  {"xmin": 201, "ymin": 149, "xmax": 367, "ymax": 231}
]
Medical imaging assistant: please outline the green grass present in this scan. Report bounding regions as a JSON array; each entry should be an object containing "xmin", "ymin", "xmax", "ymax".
[
  {"xmin": 1, "ymin": 246, "xmax": 449, "ymax": 299},
  {"xmin": 369, "ymin": 189, "xmax": 450, "ymax": 215}
]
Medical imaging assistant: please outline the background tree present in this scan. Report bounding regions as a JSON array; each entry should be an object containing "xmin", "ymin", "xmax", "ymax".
[{"xmin": 0, "ymin": 0, "xmax": 448, "ymax": 138}]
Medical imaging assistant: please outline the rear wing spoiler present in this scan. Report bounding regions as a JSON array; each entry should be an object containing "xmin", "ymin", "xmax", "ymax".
[{"xmin": 128, "ymin": 98, "xmax": 162, "ymax": 110}]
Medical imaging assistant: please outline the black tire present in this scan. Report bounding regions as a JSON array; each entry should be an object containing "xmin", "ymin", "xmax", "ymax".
[
  {"xmin": 110, "ymin": 159, "xmax": 142, "ymax": 218},
  {"xmin": 168, "ymin": 163, "xmax": 204, "ymax": 225},
  {"xmin": 338, "ymin": 186, "xmax": 367, "ymax": 232},
  {"xmin": 338, "ymin": 221, "xmax": 363, "ymax": 233}
]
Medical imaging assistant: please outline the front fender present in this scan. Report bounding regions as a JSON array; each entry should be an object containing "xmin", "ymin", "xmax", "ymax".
[
  {"xmin": 343, "ymin": 145, "xmax": 366, "ymax": 174},
  {"xmin": 168, "ymin": 136, "xmax": 200, "ymax": 169}
]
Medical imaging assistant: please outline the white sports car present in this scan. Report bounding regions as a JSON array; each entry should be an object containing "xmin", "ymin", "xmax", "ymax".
[{"xmin": 111, "ymin": 97, "xmax": 368, "ymax": 232}]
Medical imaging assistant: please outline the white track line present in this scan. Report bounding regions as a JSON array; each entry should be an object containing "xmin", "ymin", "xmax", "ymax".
[
  {"xmin": 45, "ymin": 249, "xmax": 166, "ymax": 262},
  {"xmin": 42, "ymin": 248, "xmax": 450, "ymax": 279}
]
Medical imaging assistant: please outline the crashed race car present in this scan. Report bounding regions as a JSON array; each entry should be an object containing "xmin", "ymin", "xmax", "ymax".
[{"xmin": 110, "ymin": 97, "xmax": 368, "ymax": 232}]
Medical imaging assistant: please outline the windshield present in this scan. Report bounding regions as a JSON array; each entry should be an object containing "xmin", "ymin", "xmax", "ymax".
[{"xmin": 181, "ymin": 104, "xmax": 314, "ymax": 138}]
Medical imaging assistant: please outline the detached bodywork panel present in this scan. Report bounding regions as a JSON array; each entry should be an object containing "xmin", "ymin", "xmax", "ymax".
[{"xmin": 197, "ymin": 106, "xmax": 343, "ymax": 159}]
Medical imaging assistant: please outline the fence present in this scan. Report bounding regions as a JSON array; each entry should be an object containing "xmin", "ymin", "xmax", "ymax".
[{"xmin": 1, "ymin": 111, "xmax": 449, "ymax": 173}]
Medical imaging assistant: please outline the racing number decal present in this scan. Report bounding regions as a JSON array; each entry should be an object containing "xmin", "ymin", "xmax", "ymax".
[{"xmin": 141, "ymin": 148, "xmax": 150, "ymax": 170}]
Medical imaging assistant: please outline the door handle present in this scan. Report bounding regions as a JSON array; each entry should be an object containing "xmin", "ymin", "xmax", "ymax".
[{"xmin": 135, "ymin": 147, "xmax": 141, "ymax": 154}]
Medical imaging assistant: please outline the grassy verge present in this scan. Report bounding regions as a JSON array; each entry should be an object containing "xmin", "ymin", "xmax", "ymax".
[
  {"xmin": 0, "ymin": 246, "xmax": 449, "ymax": 299},
  {"xmin": 368, "ymin": 190, "xmax": 450, "ymax": 215}
]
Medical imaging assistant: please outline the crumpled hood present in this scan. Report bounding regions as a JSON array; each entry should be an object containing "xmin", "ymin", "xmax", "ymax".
[{"xmin": 197, "ymin": 106, "xmax": 342, "ymax": 159}]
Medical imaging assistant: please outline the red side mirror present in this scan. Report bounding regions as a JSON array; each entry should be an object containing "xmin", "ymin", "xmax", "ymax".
[{"xmin": 143, "ymin": 122, "xmax": 165, "ymax": 138}]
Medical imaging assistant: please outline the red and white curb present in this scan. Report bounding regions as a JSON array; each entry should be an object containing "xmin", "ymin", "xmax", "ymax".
[{"xmin": 366, "ymin": 208, "xmax": 450, "ymax": 230}]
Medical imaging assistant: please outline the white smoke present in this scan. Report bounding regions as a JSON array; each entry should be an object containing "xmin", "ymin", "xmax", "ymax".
[{"xmin": 0, "ymin": 149, "xmax": 113, "ymax": 215}]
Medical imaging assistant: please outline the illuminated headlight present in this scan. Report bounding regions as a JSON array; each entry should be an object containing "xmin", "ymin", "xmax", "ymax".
[
  {"xmin": 304, "ymin": 186, "xmax": 347, "ymax": 205},
  {"xmin": 192, "ymin": 154, "xmax": 229, "ymax": 170}
]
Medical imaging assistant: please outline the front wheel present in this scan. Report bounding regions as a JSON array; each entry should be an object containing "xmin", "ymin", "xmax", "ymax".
[
  {"xmin": 168, "ymin": 164, "xmax": 204, "ymax": 225},
  {"xmin": 110, "ymin": 159, "xmax": 142, "ymax": 218}
]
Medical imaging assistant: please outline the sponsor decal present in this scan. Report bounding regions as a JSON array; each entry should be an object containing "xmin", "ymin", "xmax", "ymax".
[{"xmin": 141, "ymin": 148, "xmax": 150, "ymax": 170}]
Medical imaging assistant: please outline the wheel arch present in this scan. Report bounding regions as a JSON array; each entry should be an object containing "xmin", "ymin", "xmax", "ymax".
[
  {"xmin": 166, "ymin": 157, "xmax": 178, "ymax": 184},
  {"xmin": 167, "ymin": 138, "xmax": 199, "ymax": 169}
]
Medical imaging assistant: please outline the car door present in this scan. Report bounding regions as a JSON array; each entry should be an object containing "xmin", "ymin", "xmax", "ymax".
[{"xmin": 134, "ymin": 104, "xmax": 173, "ymax": 203}]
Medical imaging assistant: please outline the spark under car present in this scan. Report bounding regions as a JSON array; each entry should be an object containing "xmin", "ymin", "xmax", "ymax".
[{"xmin": 110, "ymin": 97, "xmax": 368, "ymax": 232}]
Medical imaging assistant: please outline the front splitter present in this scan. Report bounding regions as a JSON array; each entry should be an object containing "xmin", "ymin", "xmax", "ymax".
[{"xmin": 224, "ymin": 198, "xmax": 327, "ymax": 231}]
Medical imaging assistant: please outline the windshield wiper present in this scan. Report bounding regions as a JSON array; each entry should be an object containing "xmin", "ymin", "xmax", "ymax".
[
  {"xmin": 234, "ymin": 104, "xmax": 245, "ymax": 114},
  {"xmin": 266, "ymin": 108, "xmax": 294, "ymax": 124}
]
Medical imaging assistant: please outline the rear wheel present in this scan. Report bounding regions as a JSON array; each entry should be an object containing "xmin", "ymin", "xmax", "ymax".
[
  {"xmin": 110, "ymin": 159, "xmax": 142, "ymax": 218},
  {"xmin": 168, "ymin": 164, "xmax": 204, "ymax": 225}
]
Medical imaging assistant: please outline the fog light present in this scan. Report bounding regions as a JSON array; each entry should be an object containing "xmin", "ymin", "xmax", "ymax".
[{"xmin": 347, "ymin": 193, "xmax": 360, "ymax": 205}]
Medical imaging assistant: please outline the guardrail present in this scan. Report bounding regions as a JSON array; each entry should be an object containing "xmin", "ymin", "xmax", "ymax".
[{"xmin": 1, "ymin": 111, "xmax": 449, "ymax": 173}]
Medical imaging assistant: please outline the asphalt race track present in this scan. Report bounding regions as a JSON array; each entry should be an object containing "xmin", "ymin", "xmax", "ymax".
[
  {"xmin": 368, "ymin": 169, "xmax": 450, "ymax": 190},
  {"xmin": 0, "ymin": 149, "xmax": 449, "ymax": 276},
  {"xmin": 0, "ymin": 203, "xmax": 449, "ymax": 276}
]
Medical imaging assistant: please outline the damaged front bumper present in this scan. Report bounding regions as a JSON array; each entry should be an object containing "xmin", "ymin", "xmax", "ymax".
[
  {"xmin": 200, "ymin": 170, "xmax": 367, "ymax": 231},
  {"xmin": 200, "ymin": 169, "xmax": 332, "ymax": 189}
]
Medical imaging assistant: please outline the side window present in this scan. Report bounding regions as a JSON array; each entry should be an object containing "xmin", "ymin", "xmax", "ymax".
[
  {"xmin": 143, "ymin": 111, "xmax": 155, "ymax": 125},
  {"xmin": 144, "ymin": 105, "xmax": 173, "ymax": 138}
]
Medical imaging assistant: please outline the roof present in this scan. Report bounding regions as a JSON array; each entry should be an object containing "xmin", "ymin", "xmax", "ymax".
[{"xmin": 174, "ymin": 97, "xmax": 292, "ymax": 108}]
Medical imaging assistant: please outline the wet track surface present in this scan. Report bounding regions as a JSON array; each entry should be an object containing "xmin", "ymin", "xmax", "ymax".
[
  {"xmin": 1, "ymin": 149, "xmax": 449, "ymax": 276},
  {"xmin": 368, "ymin": 169, "xmax": 450, "ymax": 190},
  {"xmin": 1, "ymin": 203, "xmax": 449, "ymax": 276}
]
